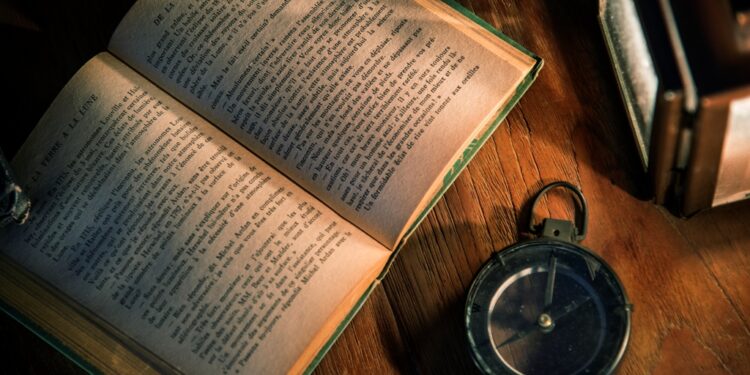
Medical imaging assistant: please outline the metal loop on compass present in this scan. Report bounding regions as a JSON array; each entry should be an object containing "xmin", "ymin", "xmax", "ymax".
[{"xmin": 528, "ymin": 181, "xmax": 588, "ymax": 242}]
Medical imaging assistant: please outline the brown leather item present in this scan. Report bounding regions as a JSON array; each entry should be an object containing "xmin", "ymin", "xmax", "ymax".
[{"xmin": 604, "ymin": 0, "xmax": 750, "ymax": 215}]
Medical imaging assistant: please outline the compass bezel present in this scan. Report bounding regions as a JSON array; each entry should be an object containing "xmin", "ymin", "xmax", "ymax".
[{"xmin": 465, "ymin": 238, "xmax": 631, "ymax": 375}]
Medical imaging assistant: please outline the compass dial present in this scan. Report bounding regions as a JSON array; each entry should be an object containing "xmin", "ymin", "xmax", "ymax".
[{"xmin": 466, "ymin": 240, "xmax": 631, "ymax": 375}]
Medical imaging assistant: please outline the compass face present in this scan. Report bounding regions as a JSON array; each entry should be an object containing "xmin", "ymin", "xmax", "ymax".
[{"xmin": 466, "ymin": 240, "xmax": 631, "ymax": 375}]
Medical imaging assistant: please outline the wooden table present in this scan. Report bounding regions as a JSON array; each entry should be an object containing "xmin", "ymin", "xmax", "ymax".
[{"xmin": 2, "ymin": 0, "xmax": 750, "ymax": 373}]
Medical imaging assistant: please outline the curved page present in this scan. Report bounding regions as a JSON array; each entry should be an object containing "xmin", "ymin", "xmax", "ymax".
[
  {"xmin": 109, "ymin": 0, "xmax": 535, "ymax": 248},
  {"xmin": 0, "ymin": 53, "xmax": 389, "ymax": 374}
]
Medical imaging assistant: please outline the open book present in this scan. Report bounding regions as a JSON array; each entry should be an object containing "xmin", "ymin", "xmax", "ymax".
[{"xmin": 0, "ymin": 0, "xmax": 540, "ymax": 373}]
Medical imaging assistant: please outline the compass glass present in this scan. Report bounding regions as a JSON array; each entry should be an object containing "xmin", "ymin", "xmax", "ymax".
[{"xmin": 466, "ymin": 240, "xmax": 630, "ymax": 375}]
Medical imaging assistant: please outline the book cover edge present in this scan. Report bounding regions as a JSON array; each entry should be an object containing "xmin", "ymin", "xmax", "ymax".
[
  {"xmin": 302, "ymin": 281, "xmax": 380, "ymax": 375},
  {"xmin": 441, "ymin": 0, "xmax": 540, "ymax": 60},
  {"xmin": 0, "ymin": 300, "xmax": 101, "ymax": 375}
]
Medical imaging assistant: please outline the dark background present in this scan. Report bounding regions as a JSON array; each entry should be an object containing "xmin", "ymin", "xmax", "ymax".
[{"xmin": 0, "ymin": 1, "xmax": 132, "ymax": 157}]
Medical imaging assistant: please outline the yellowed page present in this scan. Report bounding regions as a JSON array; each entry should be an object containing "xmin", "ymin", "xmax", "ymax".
[
  {"xmin": 714, "ymin": 96, "xmax": 750, "ymax": 206},
  {"xmin": 0, "ymin": 53, "xmax": 389, "ymax": 374},
  {"xmin": 108, "ymin": 0, "xmax": 535, "ymax": 248}
]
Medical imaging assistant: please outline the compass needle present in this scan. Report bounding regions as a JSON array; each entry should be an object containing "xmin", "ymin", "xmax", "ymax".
[
  {"xmin": 544, "ymin": 254, "xmax": 557, "ymax": 308},
  {"xmin": 550, "ymin": 295, "xmax": 592, "ymax": 322},
  {"xmin": 495, "ymin": 328, "xmax": 532, "ymax": 349}
]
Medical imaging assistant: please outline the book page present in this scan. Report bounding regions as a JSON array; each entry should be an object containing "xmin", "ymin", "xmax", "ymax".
[
  {"xmin": 714, "ymin": 96, "xmax": 750, "ymax": 206},
  {"xmin": 0, "ymin": 53, "xmax": 390, "ymax": 374},
  {"xmin": 109, "ymin": 0, "xmax": 536, "ymax": 248}
]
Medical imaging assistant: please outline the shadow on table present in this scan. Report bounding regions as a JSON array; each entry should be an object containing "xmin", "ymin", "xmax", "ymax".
[
  {"xmin": 515, "ymin": 0, "xmax": 651, "ymax": 202},
  {"xmin": 381, "ymin": 203, "xmax": 524, "ymax": 374}
]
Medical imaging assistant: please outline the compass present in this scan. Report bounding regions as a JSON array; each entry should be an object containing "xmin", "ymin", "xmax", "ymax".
[{"xmin": 465, "ymin": 182, "xmax": 631, "ymax": 375}]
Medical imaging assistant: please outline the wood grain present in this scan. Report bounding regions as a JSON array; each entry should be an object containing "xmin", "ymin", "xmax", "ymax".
[{"xmin": 1, "ymin": 0, "xmax": 750, "ymax": 374}]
